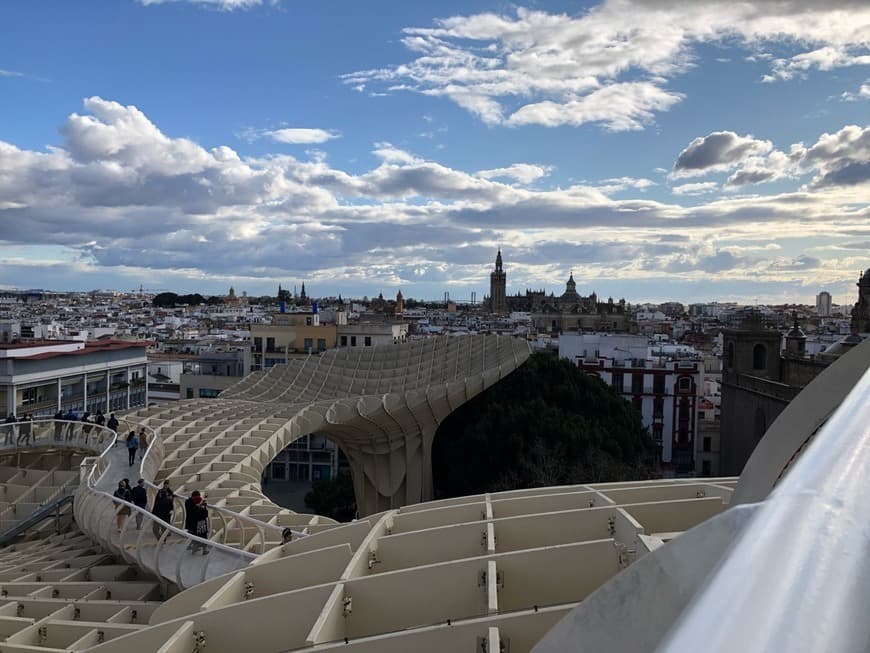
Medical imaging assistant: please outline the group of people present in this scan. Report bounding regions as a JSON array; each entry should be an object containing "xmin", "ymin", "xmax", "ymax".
[
  {"xmin": 124, "ymin": 428, "xmax": 149, "ymax": 466},
  {"xmin": 52, "ymin": 409, "xmax": 117, "ymax": 442},
  {"xmin": 2, "ymin": 413, "xmax": 33, "ymax": 446},
  {"xmin": 2, "ymin": 410, "xmax": 125, "ymax": 447},
  {"xmin": 112, "ymin": 478, "xmax": 211, "ymax": 554}
]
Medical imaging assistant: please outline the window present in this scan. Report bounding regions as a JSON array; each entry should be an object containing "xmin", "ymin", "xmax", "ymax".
[
  {"xmin": 306, "ymin": 317, "xmax": 312, "ymax": 326},
  {"xmin": 350, "ymin": 336, "xmax": 357, "ymax": 346},
  {"xmin": 364, "ymin": 336, "xmax": 372, "ymax": 347},
  {"xmin": 186, "ymin": 388, "xmax": 194, "ymax": 399},
  {"xmin": 702, "ymin": 460, "xmax": 712, "ymax": 476},
  {"xmin": 678, "ymin": 398, "xmax": 690, "ymax": 443},
  {"xmin": 22, "ymin": 387, "xmax": 38, "ymax": 405},
  {"xmin": 703, "ymin": 436, "xmax": 712, "ymax": 452},
  {"xmin": 631, "ymin": 373, "xmax": 644, "ymax": 394},
  {"xmin": 678, "ymin": 377, "xmax": 691, "ymax": 392},
  {"xmin": 271, "ymin": 462, "xmax": 288, "ymax": 481},
  {"xmin": 611, "ymin": 372, "xmax": 623, "ymax": 393},
  {"xmin": 653, "ymin": 396, "xmax": 664, "ymax": 419},
  {"xmin": 632, "ymin": 396, "xmax": 642, "ymax": 411},
  {"xmin": 726, "ymin": 342, "xmax": 734, "ymax": 370},
  {"xmin": 198, "ymin": 388, "xmax": 220, "ymax": 398},
  {"xmin": 752, "ymin": 344, "xmax": 767, "ymax": 370},
  {"xmin": 266, "ymin": 337, "xmax": 275, "ymax": 352},
  {"xmin": 254, "ymin": 337, "xmax": 262, "ymax": 351},
  {"xmin": 340, "ymin": 335, "xmax": 347, "ymax": 346},
  {"xmin": 317, "ymin": 338, "xmax": 326, "ymax": 351},
  {"xmin": 304, "ymin": 338, "xmax": 313, "ymax": 351},
  {"xmin": 653, "ymin": 375, "xmax": 665, "ymax": 394},
  {"xmin": 652, "ymin": 423, "xmax": 663, "ymax": 442}
]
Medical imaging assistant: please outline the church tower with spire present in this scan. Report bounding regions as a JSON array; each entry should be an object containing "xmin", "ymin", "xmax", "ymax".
[{"xmin": 489, "ymin": 249, "xmax": 507, "ymax": 314}]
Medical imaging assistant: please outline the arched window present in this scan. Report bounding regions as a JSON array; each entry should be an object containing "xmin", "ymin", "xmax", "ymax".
[
  {"xmin": 752, "ymin": 344, "xmax": 767, "ymax": 370},
  {"xmin": 726, "ymin": 342, "xmax": 734, "ymax": 370}
]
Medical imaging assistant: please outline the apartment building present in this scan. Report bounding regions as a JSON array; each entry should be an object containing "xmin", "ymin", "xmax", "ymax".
[
  {"xmin": 560, "ymin": 333, "xmax": 702, "ymax": 474},
  {"xmin": 250, "ymin": 311, "xmax": 337, "ymax": 370},
  {"xmin": 0, "ymin": 340, "xmax": 149, "ymax": 417}
]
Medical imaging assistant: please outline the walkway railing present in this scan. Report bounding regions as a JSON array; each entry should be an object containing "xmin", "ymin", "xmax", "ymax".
[
  {"xmin": 128, "ymin": 421, "xmax": 303, "ymax": 554},
  {"xmin": 1, "ymin": 419, "xmax": 260, "ymax": 589},
  {"xmin": 1, "ymin": 418, "xmax": 306, "ymax": 588}
]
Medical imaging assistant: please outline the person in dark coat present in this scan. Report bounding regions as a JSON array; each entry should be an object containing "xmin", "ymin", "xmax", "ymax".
[
  {"xmin": 151, "ymin": 480, "xmax": 174, "ymax": 539},
  {"xmin": 53, "ymin": 409, "xmax": 64, "ymax": 440},
  {"xmin": 3, "ymin": 414, "xmax": 16, "ymax": 446},
  {"xmin": 184, "ymin": 491, "xmax": 210, "ymax": 554},
  {"xmin": 130, "ymin": 478, "xmax": 149, "ymax": 530},
  {"xmin": 113, "ymin": 480, "xmax": 132, "ymax": 531},
  {"xmin": 17, "ymin": 414, "xmax": 32, "ymax": 446}
]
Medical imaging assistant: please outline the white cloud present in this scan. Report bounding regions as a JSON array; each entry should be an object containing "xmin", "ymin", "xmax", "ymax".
[
  {"xmin": 242, "ymin": 127, "xmax": 340, "ymax": 145},
  {"xmin": 672, "ymin": 131, "xmax": 773, "ymax": 177},
  {"xmin": 671, "ymin": 124, "xmax": 870, "ymax": 190},
  {"xmin": 841, "ymin": 80, "xmax": 870, "ymax": 102},
  {"xmin": 0, "ymin": 69, "xmax": 24, "ymax": 78},
  {"xmin": 476, "ymin": 164, "xmax": 552, "ymax": 184},
  {"xmin": 765, "ymin": 46, "xmax": 870, "ymax": 82},
  {"xmin": 672, "ymin": 181, "xmax": 719, "ymax": 195},
  {"xmin": 0, "ymin": 97, "xmax": 867, "ymax": 300},
  {"xmin": 344, "ymin": 1, "xmax": 870, "ymax": 130}
]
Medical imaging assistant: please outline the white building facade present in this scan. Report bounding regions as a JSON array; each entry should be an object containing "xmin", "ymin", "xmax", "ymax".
[
  {"xmin": 560, "ymin": 333, "xmax": 702, "ymax": 474},
  {"xmin": 0, "ymin": 340, "xmax": 149, "ymax": 418}
]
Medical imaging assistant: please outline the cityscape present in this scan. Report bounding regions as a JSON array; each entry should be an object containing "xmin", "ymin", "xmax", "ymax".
[{"xmin": 0, "ymin": 0, "xmax": 868, "ymax": 652}]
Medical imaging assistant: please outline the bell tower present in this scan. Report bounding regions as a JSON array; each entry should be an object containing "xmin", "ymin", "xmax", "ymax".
[{"xmin": 489, "ymin": 249, "xmax": 507, "ymax": 314}]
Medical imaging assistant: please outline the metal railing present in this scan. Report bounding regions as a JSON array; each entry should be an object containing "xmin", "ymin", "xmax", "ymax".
[
  {"xmin": 129, "ymin": 421, "xmax": 304, "ymax": 554},
  {"xmin": 0, "ymin": 418, "xmax": 309, "ymax": 588},
  {"xmin": 66, "ymin": 419, "xmax": 259, "ymax": 589},
  {"xmin": 660, "ymin": 365, "xmax": 870, "ymax": 652}
]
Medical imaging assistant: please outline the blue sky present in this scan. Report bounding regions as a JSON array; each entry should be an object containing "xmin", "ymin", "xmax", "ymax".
[{"xmin": 0, "ymin": 0, "xmax": 868, "ymax": 305}]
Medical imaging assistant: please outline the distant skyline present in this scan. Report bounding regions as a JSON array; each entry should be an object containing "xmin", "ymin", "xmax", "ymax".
[{"xmin": 0, "ymin": 0, "xmax": 868, "ymax": 305}]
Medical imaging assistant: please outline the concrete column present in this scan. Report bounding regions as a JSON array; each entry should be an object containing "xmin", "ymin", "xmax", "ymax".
[
  {"xmin": 6, "ymin": 385, "xmax": 15, "ymax": 416},
  {"xmin": 126, "ymin": 366, "xmax": 131, "ymax": 409},
  {"xmin": 56, "ymin": 378, "xmax": 62, "ymax": 412}
]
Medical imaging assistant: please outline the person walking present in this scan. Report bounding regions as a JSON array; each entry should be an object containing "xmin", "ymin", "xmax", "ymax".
[
  {"xmin": 113, "ymin": 480, "xmax": 132, "ymax": 531},
  {"xmin": 126, "ymin": 431, "xmax": 139, "ymax": 466},
  {"xmin": 94, "ymin": 410, "xmax": 105, "ymax": 427},
  {"xmin": 64, "ymin": 408, "xmax": 78, "ymax": 441},
  {"xmin": 53, "ymin": 409, "xmax": 64, "ymax": 441},
  {"xmin": 184, "ymin": 491, "xmax": 210, "ymax": 554},
  {"xmin": 107, "ymin": 413, "xmax": 119, "ymax": 434},
  {"xmin": 81, "ymin": 412, "xmax": 92, "ymax": 443},
  {"xmin": 3, "ymin": 414, "xmax": 16, "ymax": 446},
  {"xmin": 130, "ymin": 478, "xmax": 149, "ymax": 530},
  {"xmin": 152, "ymin": 480, "xmax": 174, "ymax": 539},
  {"xmin": 138, "ymin": 428, "xmax": 149, "ymax": 460},
  {"xmin": 17, "ymin": 414, "xmax": 32, "ymax": 446}
]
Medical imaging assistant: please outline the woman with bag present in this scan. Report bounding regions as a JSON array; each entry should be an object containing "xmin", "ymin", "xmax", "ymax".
[
  {"xmin": 184, "ymin": 491, "xmax": 210, "ymax": 555},
  {"xmin": 113, "ymin": 480, "xmax": 132, "ymax": 531}
]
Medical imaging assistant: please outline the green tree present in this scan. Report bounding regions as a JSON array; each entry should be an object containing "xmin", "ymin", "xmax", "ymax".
[
  {"xmin": 152, "ymin": 292, "xmax": 179, "ymax": 307},
  {"xmin": 432, "ymin": 352, "xmax": 655, "ymax": 498},
  {"xmin": 304, "ymin": 471, "xmax": 357, "ymax": 521}
]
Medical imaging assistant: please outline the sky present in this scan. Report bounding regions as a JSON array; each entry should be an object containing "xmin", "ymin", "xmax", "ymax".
[{"xmin": 0, "ymin": 0, "xmax": 868, "ymax": 305}]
